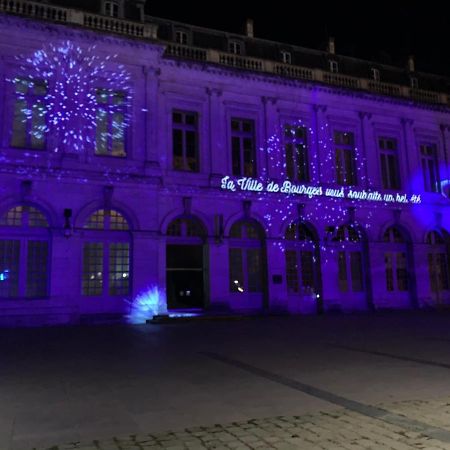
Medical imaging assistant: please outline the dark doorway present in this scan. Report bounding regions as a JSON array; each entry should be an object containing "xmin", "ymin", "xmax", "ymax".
[{"xmin": 166, "ymin": 244, "xmax": 204, "ymax": 309}]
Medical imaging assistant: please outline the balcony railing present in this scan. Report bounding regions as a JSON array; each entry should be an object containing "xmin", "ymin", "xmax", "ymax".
[{"xmin": 1, "ymin": 0, "xmax": 449, "ymax": 107}]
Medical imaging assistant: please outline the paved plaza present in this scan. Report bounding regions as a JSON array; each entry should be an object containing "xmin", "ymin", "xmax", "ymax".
[{"xmin": 3, "ymin": 313, "xmax": 450, "ymax": 449}]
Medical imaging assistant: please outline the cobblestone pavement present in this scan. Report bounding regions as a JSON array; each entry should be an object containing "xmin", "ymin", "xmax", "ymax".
[{"xmin": 35, "ymin": 397, "xmax": 450, "ymax": 450}]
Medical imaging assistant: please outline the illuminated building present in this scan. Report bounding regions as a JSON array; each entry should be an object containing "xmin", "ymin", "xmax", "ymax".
[{"xmin": 0, "ymin": 0, "xmax": 449, "ymax": 325}]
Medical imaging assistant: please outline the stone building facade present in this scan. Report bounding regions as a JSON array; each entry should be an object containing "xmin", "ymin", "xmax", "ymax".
[{"xmin": 0, "ymin": 0, "xmax": 449, "ymax": 326}]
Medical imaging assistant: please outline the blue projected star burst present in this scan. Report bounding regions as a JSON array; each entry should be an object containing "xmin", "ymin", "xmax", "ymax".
[{"xmin": 12, "ymin": 40, "xmax": 131, "ymax": 152}]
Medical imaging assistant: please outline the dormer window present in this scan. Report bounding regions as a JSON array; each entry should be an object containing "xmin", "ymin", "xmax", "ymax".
[
  {"xmin": 229, "ymin": 41, "xmax": 242, "ymax": 55},
  {"xmin": 281, "ymin": 51, "xmax": 292, "ymax": 64},
  {"xmin": 371, "ymin": 68, "xmax": 380, "ymax": 82},
  {"xmin": 175, "ymin": 30, "xmax": 188, "ymax": 45},
  {"xmin": 104, "ymin": 1, "xmax": 119, "ymax": 17},
  {"xmin": 329, "ymin": 60, "xmax": 338, "ymax": 73},
  {"xmin": 410, "ymin": 77, "xmax": 418, "ymax": 89}
]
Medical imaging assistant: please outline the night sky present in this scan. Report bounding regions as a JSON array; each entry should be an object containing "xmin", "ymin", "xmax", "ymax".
[{"xmin": 145, "ymin": 1, "xmax": 449, "ymax": 77}]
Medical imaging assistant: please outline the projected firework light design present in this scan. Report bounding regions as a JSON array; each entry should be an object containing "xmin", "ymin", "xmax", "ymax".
[{"xmin": 10, "ymin": 40, "xmax": 132, "ymax": 153}]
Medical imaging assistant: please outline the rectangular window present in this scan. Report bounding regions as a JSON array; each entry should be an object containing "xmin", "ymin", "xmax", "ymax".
[
  {"xmin": 11, "ymin": 79, "xmax": 47, "ymax": 150},
  {"xmin": 385, "ymin": 253, "xmax": 394, "ymax": 291},
  {"xmin": 281, "ymin": 51, "xmax": 291, "ymax": 64},
  {"xmin": 26, "ymin": 240, "xmax": 48, "ymax": 298},
  {"xmin": 95, "ymin": 89, "xmax": 127, "ymax": 157},
  {"xmin": 334, "ymin": 131, "xmax": 357, "ymax": 186},
  {"xmin": 379, "ymin": 137, "xmax": 401, "ymax": 190},
  {"xmin": 172, "ymin": 111, "xmax": 199, "ymax": 172},
  {"xmin": 350, "ymin": 251, "xmax": 363, "ymax": 292},
  {"xmin": 420, "ymin": 143, "xmax": 440, "ymax": 193},
  {"xmin": 109, "ymin": 243, "xmax": 130, "ymax": 296},
  {"xmin": 285, "ymin": 250, "xmax": 299, "ymax": 293},
  {"xmin": 231, "ymin": 118, "xmax": 256, "ymax": 177},
  {"xmin": 396, "ymin": 252, "xmax": 408, "ymax": 291},
  {"xmin": 175, "ymin": 30, "xmax": 188, "ymax": 45},
  {"xmin": 229, "ymin": 41, "xmax": 242, "ymax": 55},
  {"xmin": 229, "ymin": 248, "xmax": 244, "ymax": 292},
  {"xmin": 300, "ymin": 251, "xmax": 314, "ymax": 289},
  {"xmin": 428, "ymin": 253, "xmax": 449, "ymax": 292},
  {"xmin": 0, "ymin": 240, "xmax": 20, "ymax": 298},
  {"xmin": 82, "ymin": 243, "xmax": 104, "ymax": 296},
  {"xmin": 284, "ymin": 125, "xmax": 309, "ymax": 182},
  {"xmin": 247, "ymin": 248, "xmax": 262, "ymax": 293},
  {"xmin": 338, "ymin": 251, "xmax": 348, "ymax": 292}
]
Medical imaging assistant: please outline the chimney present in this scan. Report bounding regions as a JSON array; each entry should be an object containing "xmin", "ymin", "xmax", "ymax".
[
  {"xmin": 408, "ymin": 55, "xmax": 415, "ymax": 72},
  {"xmin": 328, "ymin": 36, "xmax": 335, "ymax": 54},
  {"xmin": 245, "ymin": 19, "xmax": 254, "ymax": 38}
]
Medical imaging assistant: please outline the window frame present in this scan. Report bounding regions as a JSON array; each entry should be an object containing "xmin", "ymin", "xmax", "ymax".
[
  {"xmin": 334, "ymin": 130, "xmax": 358, "ymax": 186},
  {"xmin": 378, "ymin": 136, "xmax": 401, "ymax": 190},
  {"xmin": 172, "ymin": 110, "xmax": 200, "ymax": 172}
]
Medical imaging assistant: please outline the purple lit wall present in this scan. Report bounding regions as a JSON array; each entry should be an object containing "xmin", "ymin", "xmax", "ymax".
[{"xmin": 0, "ymin": 12, "xmax": 449, "ymax": 326}]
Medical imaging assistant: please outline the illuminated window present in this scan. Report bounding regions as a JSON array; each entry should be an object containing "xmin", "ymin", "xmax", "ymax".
[
  {"xmin": 284, "ymin": 124, "xmax": 309, "ymax": 182},
  {"xmin": 383, "ymin": 227, "xmax": 408, "ymax": 292},
  {"xmin": 11, "ymin": 78, "xmax": 47, "ymax": 150},
  {"xmin": 82, "ymin": 209, "xmax": 130, "ymax": 297},
  {"xmin": 229, "ymin": 221, "xmax": 264, "ymax": 293},
  {"xmin": 284, "ymin": 223, "xmax": 316, "ymax": 294},
  {"xmin": 172, "ymin": 111, "xmax": 199, "ymax": 172},
  {"xmin": 231, "ymin": 118, "xmax": 256, "ymax": 177},
  {"xmin": 229, "ymin": 41, "xmax": 242, "ymax": 55},
  {"xmin": 426, "ymin": 231, "xmax": 449, "ymax": 293},
  {"xmin": 420, "ymin": 143, "xmax": 440, "ymax": 193},
  {"xmin": 334, "ymin": 131, "xmax": 357, "ymax": 186},
  {"xmin": 95, "ymin": 89, "xmax": 127, "ymax": 158},
  {"xmin": 379, "ymin": 137, "xmax": 401, "ymax": 190},
  {"xmin": 0, "ymin": 205, "xmax": 49, "ymax": 299}
]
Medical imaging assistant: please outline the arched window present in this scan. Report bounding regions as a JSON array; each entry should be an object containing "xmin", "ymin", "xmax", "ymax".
[
  {"xmin": 425, "ymin": 230, "xmax": 449, "ymax": 293},
  {"xmin": 284, "ymin": 223, "xmax": 317, "ymax": 294},
  {"xmin": 229, "ymin": 220, "xmax": 264, "ymax": 294},
  {"xmin": 82, "ymin": 209, "xmax": 130, "ymax": 297},
  {"xmin": 0, "ymin": 205, "xmax": 50, "ymax": 298},
  {"xmin": 383, "ymin": 226, "xmax": 408, "ymax": 292},
  {"xmin": 332, "ymin": 225, "xmax": 364, "ymax": 293}
]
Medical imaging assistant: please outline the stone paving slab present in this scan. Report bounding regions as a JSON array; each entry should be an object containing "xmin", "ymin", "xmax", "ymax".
[{"xmin": 33, "ymin": 397, "xmax": 450, "ymax": 450}]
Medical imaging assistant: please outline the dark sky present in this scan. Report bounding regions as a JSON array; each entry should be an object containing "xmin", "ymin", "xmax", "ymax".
[{"xmin": 146, "ymin": 1, "xmax": 450, "ymax": 77}]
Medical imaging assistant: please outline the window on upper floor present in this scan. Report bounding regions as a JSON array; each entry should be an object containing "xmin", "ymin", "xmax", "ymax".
[
  {"xmin": 172, "ymin": 110, "xmax": 199, "ymax": 172},
  {"xmin": 379, "ymin": 137, "xmax": 401, "ymax": 190},
  {"xmin": 420, "ymin": 143, "xmax": 440, "ymax": 193},
  {"xmin": 229, "ymin": 41, "xmax": 242, "ymax": 55},
  {"xmin": 95, "ymin": 89, "xmax": 127, "ymax": 158},
  {"xmin": 329, "ymin": 60, "xmax": 339, "ymax": 73},
  {"xmin": 11, "ymin": 78, "xmax": 47, "ymax": 150},
  {"xmin": 104, "ymin": 1, "xmax": 119, "ymax": 17},
  {"xmin": 371, "ymin": 68, "xmax": 380, "ymax": 82},
  {"xmin": 281, "ymin": 51, "xmax": 292, "ymax": 64},
  {"xmin": 284, "ymin": 124, "xmax": 309, "ymax": 182},
  {"xmin": 231, "ymin": 118, "xmax": 256, "ymax": 177},
  {"xmin": 175, "ymin": 30, "xmax": 188, "ymax": 45},
  {"xmin": 410, "ymin": 77, "xmax": 419, "ymax": 89},
  {"xmin": 334, "ymin": 131, "xmax": 357, "ymax": 186}
]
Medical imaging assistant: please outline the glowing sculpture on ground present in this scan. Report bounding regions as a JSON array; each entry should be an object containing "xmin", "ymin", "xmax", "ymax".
[
  {"xmin": 12, "ymin": 40, "xmax": 131, "ymax": 153},
  {"xmin": 126, "ymin": 286, "xmax": 168, "ymax": 324}
]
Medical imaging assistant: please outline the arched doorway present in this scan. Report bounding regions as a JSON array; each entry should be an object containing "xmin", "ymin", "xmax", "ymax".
[
  {"xmin": 228, "ymin": 219, "xmax": 266, "ymax": 310},
  {"xmin": 166, "ymin": 216, "xmax": 207, "ymax": 310},
  {"xmin": 284, "ymin": 221, "xmax": 322, "ymax": 313},
  {"xmin": 425, "ymin": 230, "xmax": 450, "ymax": 306}
]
